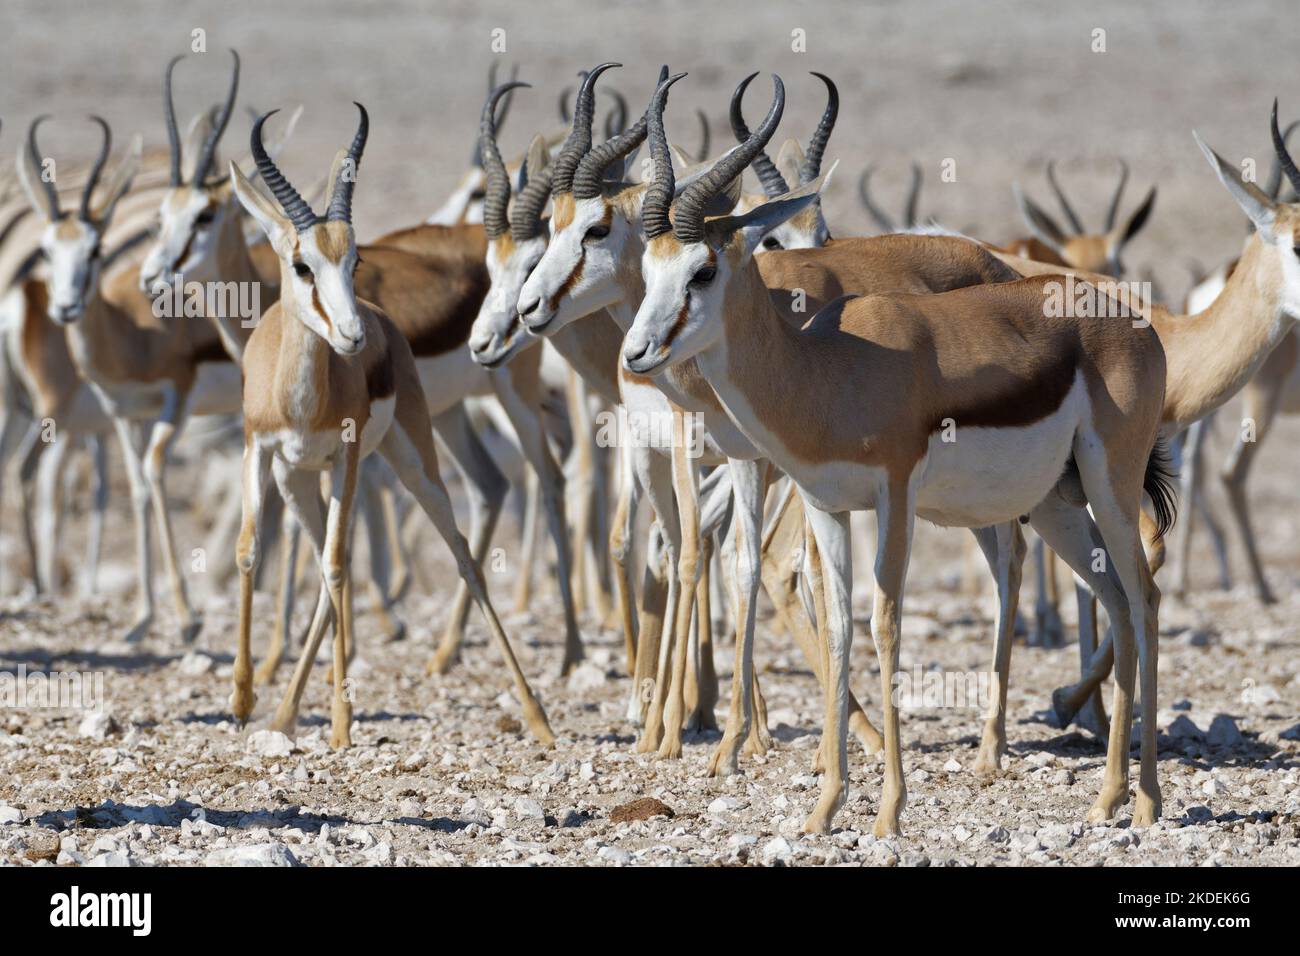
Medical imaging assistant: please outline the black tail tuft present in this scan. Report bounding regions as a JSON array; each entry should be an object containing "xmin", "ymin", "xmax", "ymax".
[{"xmin": 1143, "ymin": 436, "xmax": 1178, "ymax": 538}]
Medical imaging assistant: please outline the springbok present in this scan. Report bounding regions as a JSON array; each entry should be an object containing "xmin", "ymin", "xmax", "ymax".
[
  {"xmin": 227, "ymin": 103, "xmax": 553, "ymax": 748},
  {"xmin": 622, "ymin": 72, "xmax": 1172, "ymax": 836}
]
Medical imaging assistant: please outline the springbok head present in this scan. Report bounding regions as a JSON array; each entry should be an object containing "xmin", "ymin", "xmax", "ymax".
[
  {"xmin": 517, "ymin": 63, "xmax": 733, "ymax": 336},
  {"xmin": 230, "ymin": 104, "xmax": 369, "ymax": 355},
  {"xmin": 138, "ymin": 50, "xmax": 241, "ymax": 291},
  {"xmin": 1196, "ymin": 100, "xmax": 1300, "ymax": 322},
  {"xmin": 623, "ymin": 73, "xmax": 828, "ymax": 375},
  {"xmin": 1013, "ymin": 159, "xmax": 1156, "ymax": 277},
  {"xmin": 18, "ymin": 116, "xmax": 140, "ymax": 324},
  {"xmin": 730, "ymin": 70, "xmax": 837, "ymax": 251}
]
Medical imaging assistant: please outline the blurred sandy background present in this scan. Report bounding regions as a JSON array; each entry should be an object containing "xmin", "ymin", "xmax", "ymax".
[{"xmin": 2, "ymin": 0, "xmax": 1296, "ymax": 298}]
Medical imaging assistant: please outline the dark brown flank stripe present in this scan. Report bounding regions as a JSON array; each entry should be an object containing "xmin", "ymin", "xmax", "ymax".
[
  {"xmin": 191, "ymin": 336, "xmax": 233, "ymax": 365},
  {"xmin": 926, "ymin": 340, "xmax": 1079, "ymax": 434},
  {"xmin": 365, "ymin": 342, "xmax": 396, "ymax": 400},
  {"xmin": 401, "ymin": 266, "xmax": 490, "ymax": 357}
]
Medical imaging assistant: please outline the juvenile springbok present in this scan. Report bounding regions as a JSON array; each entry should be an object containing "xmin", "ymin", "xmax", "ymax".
[
  {"xmin": 228, "ymin": 104, "xmax": 553, "ymax": 747},
  {"xmin": 623, "ymin": 73, "xmax": 1172, "ymax": 836}
]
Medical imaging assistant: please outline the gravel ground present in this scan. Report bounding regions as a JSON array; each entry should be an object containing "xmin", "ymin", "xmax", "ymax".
[{"xmin": 1, "ymin": 0, "xmax": 1299, "ymax": 867}]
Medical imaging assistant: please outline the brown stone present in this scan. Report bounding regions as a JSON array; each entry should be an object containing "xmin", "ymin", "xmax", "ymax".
[{"xmin": 610, "ymin": 797, "xmax": 675, "ymax": 824}]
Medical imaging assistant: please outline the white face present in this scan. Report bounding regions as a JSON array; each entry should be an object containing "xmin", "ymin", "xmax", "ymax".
[
  {"xmin": 517, "ymin": 194, "xmax": 631, "ymax": 335},
  {"xmin": 469, "ymin": 234, "xmax": 546, "ymax": 367},
  {"xmin": 1271, "ymin": 220, "xmax": 1300, "ymax": 320},
  {"xmin": 139, "ymin": 186, "xmax": 230, "ymax": 291},
  {"xmin": 622, "ymin": 238, "xmax": 726, "ymax": 374},
  {"xmin": 41, "ymin": 218, "xmax": 104, "ymax": 324},
  {"xmin": 746, "ymin": 196, "xmax": 829, "ymax": 253},
  {"xmin": 288, "ymin": 223, "xmax": 366, "ymax": 355}
]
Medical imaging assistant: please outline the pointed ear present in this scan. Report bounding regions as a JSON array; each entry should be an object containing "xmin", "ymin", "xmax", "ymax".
[
  {"xmin": 229, "ymin": 158, "xmax": 291, "ymax": 243},
  {"xmin": 706, "ymin": 162, "xmax": 835, "ymax": 255},
  {"xmin": 324, "ymin": 147, "xmax": 350, "ymax": 211},
  {"xmin": 1013, "ymin": 184, "xmax": 1067, "ymax": 255},
  {"xmin": 16, "ymin": 140, "xmax": 53, "ymax": 221},
  {"xmin": 1195, "ymin": 131, "xmax": 1276, "ymax": 233},
  {"xmin": 518, "ymin": 133, "xmax": 549, "ymax": 192},
  {"xmin": 669, "ymin": 142, "xmax": 694, "ymax": 171},
  {"xmin": 1112, "ymin": 185, "xmax": 1156, "ymax": 248},
  {"xmin": 775, "ymin": 138, "xmax": 803, "ymax": 191},
  {"xmin": 91, "ymin": 135, "xmax": 142, "ymax": 226}
]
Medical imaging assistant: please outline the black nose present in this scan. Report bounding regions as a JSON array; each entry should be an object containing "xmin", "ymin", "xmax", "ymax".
[
  {"xmin": 519, "ymin": 297, "xmax": 540, "ymax": 317},
  {"xmin": 623, "ymin": 340, "xmax": 650, "ymax": 366}
]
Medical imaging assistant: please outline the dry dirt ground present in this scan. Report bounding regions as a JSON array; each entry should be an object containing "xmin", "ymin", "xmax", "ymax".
[{"xmin": 1, "ymin": 1, "xmax": 1299, "ymax": 867}]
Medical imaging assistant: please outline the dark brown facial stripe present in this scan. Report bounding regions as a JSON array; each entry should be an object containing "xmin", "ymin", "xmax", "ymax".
[
  {"xmin": 662, "ymin": 298, "xmax": 691, "ymax": 350},
  {"xmin": 549, "ymin": 251, "xmax": 585, "ymax": 315},
  {"xmin": 310, "ymin": 286, "xmax": 332, "ymax": 328}
]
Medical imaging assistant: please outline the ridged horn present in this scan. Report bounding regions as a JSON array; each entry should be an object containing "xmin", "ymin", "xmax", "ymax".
[
  {"xmin": 677, "ymin": 74, "xmax": 784, "ymax": 243},
  {"xmin": 251, "ymin": 109, "xmax": 317, "ymax": 231},
  {"xmin": 26, "ymin": 117, "xmax": 62, "ymax": 220},
  {"xmin": 163, "ymin": 55, "xmax": 184, "ymax": 186},
  {"xmin": 643, "ymin": 72, "xmax": 688, "ymax": 240},
  {"xmin": 1102, "ymin": 159, "xmax": 1129, "ymax": 232},
  {"xmin": 80, "ymin": 116, "xmax": 112, "ymax": 222},
  {"xmin": 479, "ymin": 80, "xmax": 529, "ymax": 237},
  {"xmin": 1045, "ymin": 160, "xmax": 1085, "ymax": 234},
  {"xmin": 730, "ymin": 71, "xmax": 788, "ymax": 198},
  {"xmin": 572, "ymin": 67, "xmax": 669, "ymax": 201},
  {"xmin": 798, "ymin": 72, "xmax": 838, "ymax": 185},
  {"xmin": 1271, "ymin": 99, "xmax": 1300, "ymax": 199},
  {"xmin": 551, "ymin": 62, "xmax": 621, "ymax": 196},
  {"xmin": 325, "ymin": 103, "xmax": 370, "ymax": 225},
  {"xmin": 190, "ymin": 49, "xmax": 240, "ymax": 186}
]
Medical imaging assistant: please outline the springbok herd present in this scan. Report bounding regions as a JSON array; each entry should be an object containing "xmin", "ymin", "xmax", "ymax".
[{"xmin": 1, "ymin": 51, "xmax": 1297, "ymax": 843}]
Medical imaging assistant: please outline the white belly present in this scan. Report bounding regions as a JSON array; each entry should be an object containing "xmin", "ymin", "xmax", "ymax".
[
  {"xmin": 274, "ymin": 396, "xmax": 395, "ymax": 471},
  {"xmin": 416, "ymin": 352, "xmax": 491, "ymax": 417},
  {"xmin": 915, "ymin": 374, "xmax": 1085, "ymax": 527}
]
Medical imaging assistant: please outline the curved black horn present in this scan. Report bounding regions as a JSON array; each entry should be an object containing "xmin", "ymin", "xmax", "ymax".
[
  {"xmin": 573, "ymin": 68, "xmax": 669, "ymax": 200},
  {"xmin": 1271, "ymin": 99, "xmax": 1300, "ymax": 199},
  {"xmin": 677, "ymin": 74, "xmax": 784, "ymax": 243},
  {"xmin": 550, "ymin": 62, "xmax": 621, "ymax": 196},
  {"xmin": 903, "ymin": 161, "xmax": 922, "ymax": 229},
  {"xmin": 163, "ymin": 55, "xmax": 184, "ymax": 186},
  {"xmin": 1045, "ymin": 160, "xmax": 1085, "ymax": 234},
  {"xmin": 251, "ymin": 109, "xmax": 317, "ymax": 231},
  {"xmin": 730, "ymin": 71, "xmax": 788, "ymax": 198},
  {"xmin": 1264, "ymin": 117, "xmax": 1300, "ymax": 199},
  {"xmin": 508, "ymin": 164, "xmax": 554, "ymax": 242},
  {"xmin": 80, "ymin": 116, "xmax": 112, "ymax": 222},
  {"xmin": 479, "ymin": 81, "xmax": 529, "ymax": 238},
  {"xmin": 190, "ymin": 49, "xmax": 240, "ymax": 186},
  {"xmin": 604, "ymin": 88, "xmax": 629, "ymax": 140},
  {"xmin": 26, "ymin": 117, "xmax": 62, "ymax": 220},
  {"xmin": 326, "ymin": 103, "xmax": 370, "ymax": 224},
  {"xmin": 1102, "ymin": 159, "xmax": 1129, "ymax": 232},
  {"xmin": 798, "ymin": 72, "xmax": 838, "ymax": 185},
  {"xmin": 643, "ymin": 72, "xmax": 688, "ymax": 240},
  {"xmin": 472, "ymin": 62, "xmax": 519, "ymax": 167},
  {"xmin": 694, "ymin": 109, "xmax": 710, "ymax": 163},
  {"xmin": 857, "ymin": 166, "xmax": 894, "ymax": 232}
]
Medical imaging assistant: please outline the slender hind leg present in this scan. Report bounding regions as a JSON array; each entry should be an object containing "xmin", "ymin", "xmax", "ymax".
[
  {"xmin": 382, "ymin": 416, "xmax": 554, "ymax": 746},
  {"xmin": 972, "ymin": 521, "xmax": 1026, "ymax": 774},
  {"xmin": 231, "ymin": 442, "xmax": 272, "ymax": 724}
]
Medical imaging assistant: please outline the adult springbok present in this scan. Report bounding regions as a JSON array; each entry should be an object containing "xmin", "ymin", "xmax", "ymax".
[
  {"xmin": 623, "ymin": 72, "xmax": 1173, "ymax": 836},
  {"xmin": 227, "ymin": 104, "xmax": 553, "ymax": 748}
]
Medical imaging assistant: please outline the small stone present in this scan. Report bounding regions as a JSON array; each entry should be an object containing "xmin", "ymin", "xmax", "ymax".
[
  {"xmin": 246, "ymin": 730, "xmax": 294, "ymax": 758},
  {"xmin": 597, "ymin": 845, "xmax": 632, "ymax": 864},
  {"xmin": 984, "ymin": 825, "xmax": 1010, "ymax": 844},
  {"xmin": 364, "ymin": 840, "xmax": 393, "ymax": 864},
  {"xmin": 762, "ymin": 836, "xmax": 794, "ymax": 863},
  {"xmin": 0, "ymin": 806, "xmax": 23, "ymax": 825},
  {"xmin": 24, "ymin": 830, "xmax": 60, "ymax": 862},
  {"xmin": 78, "ymin": 711, "xmax": 119, "ymax": 740},
  {"xmin": 1202, "ymin": 776, "xmax": 1229, "ymax": 797},
  {"xmin": 952, "ymin": 825, "xmax": 972, "ymax": 843},
  {"xmin": 566, "ymin": 662, "xmax": 607, "ymax": 692},
  {"xmin": 178, "ymin": 651, "xmax": 216, "ymax": 676},
  {"xmin": 942, "ymin": 758, "xmax": 963, "ymax": 773},
  {"xmin": 87, "ymin": 851, "xmax": 133, "ymax": 867},
  {"xmin": 514, "ymin": 797, "xmax": 546, "ymax": 822},
  {"xmin": 610, "ymin": 797, "xmax": 675, "ymax": 824},
  {"xmin": 1206, "ymin": 715, "xmax": 1244, "ymax": 749},
  {"xmin": 708, "ymin": 796, "xmax": 746, "ymax": 815},
  {"xmin": 496, "ymin": 714, "xmax": 523, "ymax": 735},
  {"xmin": 1167, "ymin": 715, "xmax": 1204, "ymax": 740},
  {"xmin": 204, "ymin": 843, "xmax": 298, "ymax": 867},
  {"xmin": 579, "ymin": 762, "xmax": 596, "ymax": 783}
]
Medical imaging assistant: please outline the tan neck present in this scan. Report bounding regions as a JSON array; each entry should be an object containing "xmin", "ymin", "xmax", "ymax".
[
  {"xmin": 209, "ymin": 208, "xmax": 270, "ymax": 362},
  {"xmin": 1152, "ymin": 236, "xmax": 1292, "ymax": 428},
  {"xmin": 271, "ymin": 291, "xmax": 331, "ymax": 428}
]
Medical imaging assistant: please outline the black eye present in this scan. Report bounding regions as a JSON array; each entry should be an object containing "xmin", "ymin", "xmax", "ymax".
[
  {"xmin": 1293, "ymin": 245, "xmax": 1300, "ymax": 258},
  {"xmin": 691, "ymin": 265, "xmax": 716, "ymax": 286},
  {"xmin": 470, "ymin": 189, "xmax": 486, "ymax": 201},
  {"xmin": 293, "ymin": 261, "xmax": 313, "ymax": 280},
  {"xmin": 584, "ymin": 223, "xmax": 610, "ymax": 242},
  {"xmin": 195, "ymin": 209, "xmax": 217, "ymax": 226},
  {"xmin": 762, "ymin": 236, "xmax": 783, "ymax": 250}
]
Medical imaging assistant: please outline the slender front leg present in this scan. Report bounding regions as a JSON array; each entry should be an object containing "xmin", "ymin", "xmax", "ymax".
[
  {"xmin": 608, "ymin": 441, "xmax": 640, "ymax": 674},
  {"xmin": 109, "ymin": 416, "xmax": 156, "ymax": 642},
  {"xmin": 323, "ymin": 446, "xmax": 360, "ymax": 749},
  {"xmin": 658, "ymin": 410, "xmax": 702, "ymax": 758},
  {"xmin": 512, "ymin": 468, "xmax": 541, "ymax": 612},
  {"xmin": 231, "ymin": 441, "xmax": 272, "ymax": 724},
  {"xmin": 33, "ymin": 429, "xmax": 70, "ymax": 593},
  {"xmin": 799, "ymin": 505, "xmax": 856, "ymax": 835},
  {"xmin": 357, "ymin": 461, "xmax": 406, "ymax": 642},
  {"xmin": 255, "ymin": 510, "xmax": 300, "ymax": 686},
  {"xmin": 972, "ymin": 522, "xmax": 1026, "ymax": 774},
  {"xmin": 80, "ymin": 434, "xmax": 109, "ymax": 597},
  {"xmin": 142, "ymin": 385, "xmax": 202, "ymax": 642}
]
